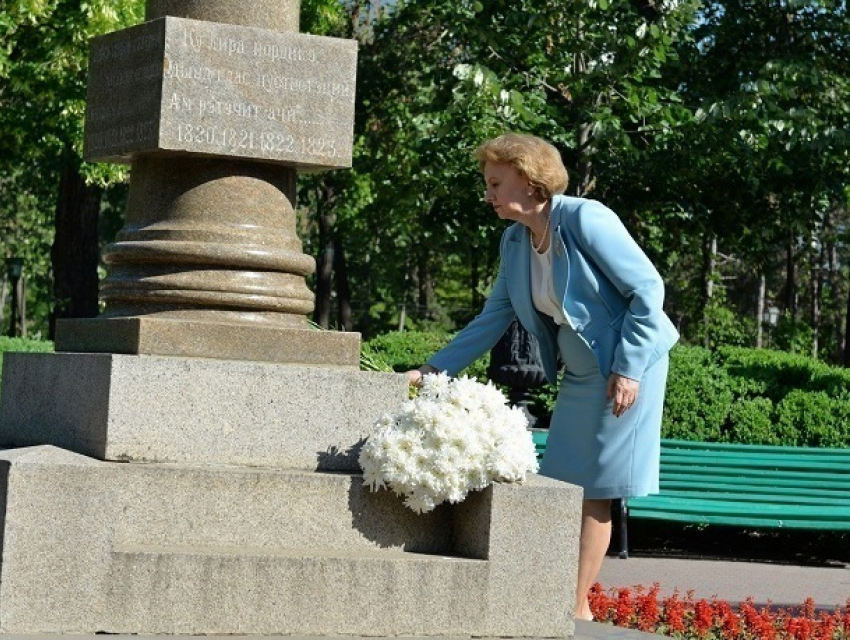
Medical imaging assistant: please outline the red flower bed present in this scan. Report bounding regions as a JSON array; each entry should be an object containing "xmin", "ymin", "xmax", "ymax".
[{"xmin": 589, "ymin": 583, "xmax": 850, "ymax": 639}]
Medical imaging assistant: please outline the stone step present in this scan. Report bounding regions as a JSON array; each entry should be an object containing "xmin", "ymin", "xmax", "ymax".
[
  {"xmin": 105, "ymin": 545, "xmax": 489, "ymax": 636},
  {"xmin": 0, "ymin": 445, "xmax": 582, "ymax": 637},
  {"xmin": 0, "ymin": 352, "xmax": 407, "ymax": 470}
]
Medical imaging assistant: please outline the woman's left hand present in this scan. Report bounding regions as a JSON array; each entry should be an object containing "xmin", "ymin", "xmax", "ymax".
[{"xmin": 607, "ymin": 373, "xmax": 640, "ymax": 418}]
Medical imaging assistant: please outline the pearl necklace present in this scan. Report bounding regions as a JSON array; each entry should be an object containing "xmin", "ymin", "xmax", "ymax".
[{"xmin": 532, "ymin": 208, "xmax": 551, "ymax": 253}]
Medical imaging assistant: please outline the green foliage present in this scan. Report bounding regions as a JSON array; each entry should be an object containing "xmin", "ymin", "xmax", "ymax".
[
  {"xmin": 0, "ymin": 336, "xmax": 54, "ymax": 359},
  {"xmin": 771, "ymin": 311, "xmax": 815, "ymax": 356},
  {"xmin": 726, "ymin": 397, "xmax": 778, "ymax": 444},
  {"xmin": 660, "ymin": 346, "xmax": 733, "ymax": 442},
  {"xmin": 0, "ymin": 0, "xmax": 144, "ymax": 335},
  {"xmin": 775, "ymin": 390, "xmax": 850, "ymax": 448},
  {"xmin": 691, "ymin": 302, "xmax": 758, "ymax": 350},
  {"xmin": 363, "ymin": 330, "xmax": 490, "ymax": 381},
  {"xmin": 664, "ymin": 345, "xmax": 850, "ymax": 446}
]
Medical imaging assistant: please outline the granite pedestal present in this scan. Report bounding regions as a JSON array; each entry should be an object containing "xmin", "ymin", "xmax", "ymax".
[{"xmin": 0, "ymin": 445, "xmax": 581, "ymax": 636}]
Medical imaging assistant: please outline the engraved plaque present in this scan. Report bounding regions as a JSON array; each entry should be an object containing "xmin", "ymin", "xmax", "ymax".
[{"xmin": 84, "ymin": 17, "xmax": 357, "ymax": 169}]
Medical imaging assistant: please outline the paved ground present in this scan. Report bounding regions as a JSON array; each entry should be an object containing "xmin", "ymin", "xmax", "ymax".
[{"xmin": 598, "ymin": 554, "xmax": 850, "ymax": 610}]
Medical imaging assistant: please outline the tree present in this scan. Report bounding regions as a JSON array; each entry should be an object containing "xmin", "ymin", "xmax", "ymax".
[
  {"xmin": 0, "ymin": 0, "xmax": 143, "ymax": 337},
  {"xmin": 668, "ymin": 0, "xmax": 850, "ymax": 352}
]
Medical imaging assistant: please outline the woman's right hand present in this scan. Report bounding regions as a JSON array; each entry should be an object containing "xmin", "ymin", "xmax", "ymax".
[
  {"xmin": 405, "ymin": 365, "xmax": 437, "ymax": 387},
  {"xmin": 405, "ymin": 369, "xmax": 424, "ymax": 387}
]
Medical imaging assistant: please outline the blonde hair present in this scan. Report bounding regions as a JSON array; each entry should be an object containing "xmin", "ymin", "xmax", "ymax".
[{"xmin": 474, "ymin": 133, "xmax": 569, "ymax": 200}]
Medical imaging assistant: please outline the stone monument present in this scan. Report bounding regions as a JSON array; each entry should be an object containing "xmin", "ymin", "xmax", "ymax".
[
  {"xmin": 0, "ymin": 1, "xmax": 583, "ymax": 637},
  {"xmin": 57, "ymin": 0, "xmax": 359, "ymax": 366}
]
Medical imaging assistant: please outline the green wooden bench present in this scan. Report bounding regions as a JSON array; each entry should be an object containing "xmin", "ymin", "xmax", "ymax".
[{"xmin": 530, "ymin": 432, "xmax": 850, "ymax": 559}]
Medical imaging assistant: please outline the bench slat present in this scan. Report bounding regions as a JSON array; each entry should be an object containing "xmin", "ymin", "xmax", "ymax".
[
  {"xmin": 625, "ymin": 509, "xmax": 850, "ymax": 530},
  {"xmin": 661, "ymin": 476, "xmax": 850, "ymax": 494},
  {"xmin": 653, "ymin": 489, "xmax": 850, "ymax": 506},
  {"xmin": 628, "ymin": 496, "xmax": 850, "ymax": 516},
  {"xmin": 661, "ymin": 467, "xmax": 850, "ymax": 485},
  {"xmin": 662, "ymin": 439, "xmax": 850, "ymax": 457},
  {"xmin": 661, "ymin": 453, "xmax": 850, "ymax": 472}
]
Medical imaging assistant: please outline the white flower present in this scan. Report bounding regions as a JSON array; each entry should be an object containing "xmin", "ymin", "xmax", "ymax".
[{"xmin": 358, "ymin": 374, "xmax": 540, "ymax": 513}]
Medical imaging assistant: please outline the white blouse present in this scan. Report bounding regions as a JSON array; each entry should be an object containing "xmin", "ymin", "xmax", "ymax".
[{"xmin": 529, "ymin": 236, "xmax": 568, "ymax": 325}]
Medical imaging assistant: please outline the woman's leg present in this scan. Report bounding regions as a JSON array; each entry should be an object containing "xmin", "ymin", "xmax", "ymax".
[{"xmin": 575, "ymin": 498, "xmax": 612, "ymax": 620}]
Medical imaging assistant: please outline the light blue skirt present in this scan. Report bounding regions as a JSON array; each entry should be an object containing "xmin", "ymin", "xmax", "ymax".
[{"xmin": 538, "ymin": 324, "xmax": 670, "ymax": 500}]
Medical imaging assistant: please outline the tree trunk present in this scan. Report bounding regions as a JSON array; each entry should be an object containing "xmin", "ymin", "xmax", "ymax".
[
  {"xmin": 469, "ymin": 239, "xmax": 481, "ymax": 310},
  {"xmin": 811, "ymin": 245, "xmax": 821, "ymax": 360},
  {"xmin": 417, "ymin": 253, "xmax": 434, "ymax": 321},
  {"xmin": 784, "ymin": 236, "xmax": 796, "ymax": 320},
  {"xmin": 828, "ymin": 241, "xmax": 844, "ymax": 360},
  {"xmin": 359, "ymin": 239, "xmax": 377, "ymax": 339},
  {"xmin": 756, "ymin": 273, "xmax": 766, "ymax": 349},
  {"xmin": 314, "ymin": 242, "xmax": 334, "ymax": 329},
  {"xmin": 845, "ymin": 287, "xmax": 850, "ymax": 367},
  {"xmin": 575, "ymin": 122, "xmax": 594, "ymax": 196},
  {"xmin": 0, "ymin": 277, "xmax": 7, "ymax": 334},
  {"xmin": 333, "ymin": 236, "xmax": 353, "ymax": 331},
  {"xmin": 313, "ymin": 183, "xmax": 337, "ymax": 329},
  {"xmin": 18, "ymin": 275, "xmax": 26, "ymax": 337},
  {"xmin": 49, "ymin": 152, "xmax": 102, "ymax": 339},
  {"xmin": 702, "ymin": 234, "xmax": 717, "ymax": 348}
]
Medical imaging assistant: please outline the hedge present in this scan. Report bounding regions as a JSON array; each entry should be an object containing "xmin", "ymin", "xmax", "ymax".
[{"xmin": 362, "ymin": 330, "xmax": 490, "ymax": 381}]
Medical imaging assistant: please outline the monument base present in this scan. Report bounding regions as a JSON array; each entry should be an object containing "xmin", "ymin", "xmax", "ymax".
[
  {"xmin": 55, "ymin": 316, "xmax": 361, "ymax": 367},
  {"xmin": 0, "ymin": 352, "xmax": 406, "ymax": 470},
  {"xmin": 0, "ymin": 446, "xmax": 581, "ymax": 637}
]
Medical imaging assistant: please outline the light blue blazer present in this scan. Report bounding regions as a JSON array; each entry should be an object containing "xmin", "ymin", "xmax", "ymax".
[{"xmin": 428, "ymin": 195, "xmax": 679, "ymax": 384}]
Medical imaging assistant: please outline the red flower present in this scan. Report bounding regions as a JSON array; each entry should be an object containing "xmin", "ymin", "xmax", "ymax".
[
  {"xmin": 636, "ymin": 584, "xmax": 661, "ymax": 632},
  {"xmin": 588, "ymin": 583, "xmax": 612, "ymax": 622},
  {"xmin": 615, "ymin": 587, "xmax": 635, "ymax": 627},
  {"xmin": 592, "ymin": 584, "xmax": 846, "ymax": 640},
  {"xmin": 716, "ymin": 599, "xmax": 741, "ymax": 639},
  {"xmin": 785, "ymin": 616, "xmax": 815, "ymax": 640},
  {"xmin": 693, "ymin": 598, "xmax": 714, "ymax": 637},
  {"xmin": 739, "ymin": 598, "xmax": 775, "ymax": 640},
  {"xmin": 802, "ymin": 597, "xmax": 816, "ymax": 621},
  {"xmin": 662, "ymin": 591, "xmax": 686, "ymax": 635}
]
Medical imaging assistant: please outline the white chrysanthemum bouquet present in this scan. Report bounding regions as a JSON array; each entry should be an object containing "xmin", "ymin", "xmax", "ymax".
[{"xmin": 359, "ymin": 373, "xmax": 540, "ymax": 513}]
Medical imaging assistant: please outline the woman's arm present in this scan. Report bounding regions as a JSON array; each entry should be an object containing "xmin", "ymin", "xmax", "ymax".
[{"xmin": 426, "ymin": 258, "xmax": 517, "ymax": 377}]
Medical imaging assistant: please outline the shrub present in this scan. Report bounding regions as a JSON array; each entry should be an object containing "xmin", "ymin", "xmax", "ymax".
[
  {"xmin": 363, "ymin": 330, "xmax": 490, "ymax": 381},
  {"xmin": 725, "ymin": 397, "xmax": 777, "ymax": 444},
  {"xmin": 692, "ymin": 303, "xmax": 758, "ymax": 350},
  {"xmin": 772, "ymin": 311, "xmax": 816, "ymax": 355},
  {"xmin": 775, "ymin": 390, "xmax": 850, "ymax": 448},
  {"xmin": 661, "ymin": 346, "xmax": 733, "ymax": 442}
]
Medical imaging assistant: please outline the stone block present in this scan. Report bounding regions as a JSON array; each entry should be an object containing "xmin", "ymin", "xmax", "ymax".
[
  {"xmin": 0, "ymin": 446, "xmax": 582, "ymax": 637},
  {"xmin": 54, "ymin": 317, "xmax": 361, "ymax": 367},
  {"xmin": 83, "ymin": 16, "xmax": 357, "ymax": 169},
  {"xmin": 0, "ymin": 352, "xmax": 406, "ymax": 470}
]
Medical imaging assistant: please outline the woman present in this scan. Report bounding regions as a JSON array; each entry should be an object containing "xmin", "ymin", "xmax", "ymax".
[{"xmin": 406, "ymin": 132, "xmax": 679, "ymax": 621}]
